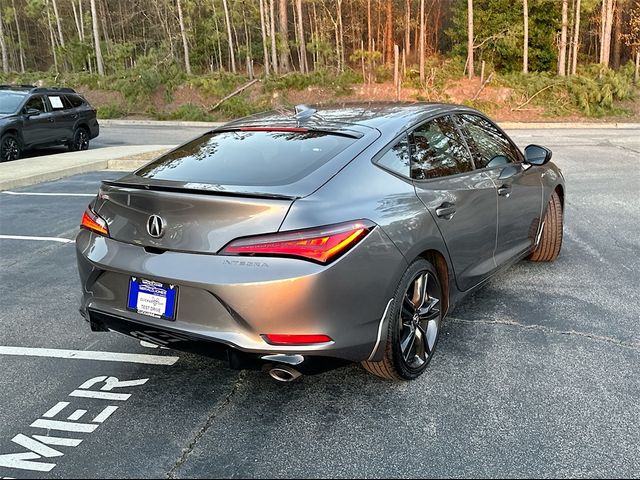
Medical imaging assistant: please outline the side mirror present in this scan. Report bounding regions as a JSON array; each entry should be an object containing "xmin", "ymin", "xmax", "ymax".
[
  {"xmin": 25, "ymin": 108, "xmax": 41, "ymax": 117},
  {"xmin": 524, "ymin": 144, "xmax": 552, "ymax": 166}
]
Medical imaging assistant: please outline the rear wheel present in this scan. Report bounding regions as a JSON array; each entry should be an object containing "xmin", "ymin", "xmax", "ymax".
[
  {"xmin": 0, "ymin": 133, "xmax": 21, "ymax": 162},
  {"xmin": 69, "ymin": 127, "xmax": 90, "ymax": 151},
  {"xmin": 362, "ymin": 259, "xmax": 442, "ymax": 381},
  {"xmin": 529, "ymin": 190, "xmax": 563, "ymax": 262}
]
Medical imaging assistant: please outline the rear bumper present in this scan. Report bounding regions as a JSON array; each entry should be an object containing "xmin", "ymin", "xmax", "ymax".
[
  {"xmin": 89, "ymin": 118, "xmax": 99, "ymax": 139},
  {"xmin": 76, "ymin": 227, "xmax": 406, "ymax": 365}
]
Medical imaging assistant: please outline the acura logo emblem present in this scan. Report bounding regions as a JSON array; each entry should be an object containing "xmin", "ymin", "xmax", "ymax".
[{"xmin": 147, "ymin": 215, "xmax": 165, "ymax": 238}]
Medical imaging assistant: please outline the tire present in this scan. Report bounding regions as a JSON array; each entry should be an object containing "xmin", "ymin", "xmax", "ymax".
[
  {"xmin": 528, "ymin": 190, "xmax": 563, "ymax": 262},
  {"xmin": 69, "ymin": 127, "xmax": 90, "ymax": 152},
  {"xmin": 362, "ymin": 259, "xmax": 442, "ymax": 381},
  {"xmin": 0, "ymin": 133, "xmax": 21, "ymax": 162}
]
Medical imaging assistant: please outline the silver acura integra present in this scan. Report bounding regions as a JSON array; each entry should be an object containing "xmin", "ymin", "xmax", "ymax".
[{"xmin": 76, "ymin": 104, "xmax": 565, "ymax": 382}]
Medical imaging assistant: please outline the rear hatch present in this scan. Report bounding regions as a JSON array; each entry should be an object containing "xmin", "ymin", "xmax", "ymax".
[{"xmin": 94, "ymin": 126, "xmax": 378, "ymax": 254}]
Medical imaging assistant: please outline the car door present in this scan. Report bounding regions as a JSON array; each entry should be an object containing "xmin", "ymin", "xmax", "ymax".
[
  {"xmin": 455, "ymin": 114, "xmax": 543, "ymax": 266},
  {"xmin": 411, "ymin": 115, "xmax": 498, "ymax": 292},
  {"xmin": 46, "ymin": 94, "xmax": 75, "ymax": 142},
  {"xmin": 21, "ymin": 95, "xmax": 56, "ymax": 146}
]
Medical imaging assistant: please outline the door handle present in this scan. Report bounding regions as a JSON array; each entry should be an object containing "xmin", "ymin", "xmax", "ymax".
[
  {"xmin": 497, "ymin": 185, "xmax": 512, "ymax": 197},
  {"xmin": 435, "ymin": 202, "xmax": 456, "ymax": 219}
]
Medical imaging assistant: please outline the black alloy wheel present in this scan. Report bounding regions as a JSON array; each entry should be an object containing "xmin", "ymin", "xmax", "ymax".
[
  {"xmin": 0, "ymin": 134, "xmax": 21, "ymax": 162},
  {"xmin": 71, "ymin": 128, "xmax": 90, "ymax": 151},
  {"xmin": 362, "ymin": 259, "xmax": 442, "ymax": 380}
]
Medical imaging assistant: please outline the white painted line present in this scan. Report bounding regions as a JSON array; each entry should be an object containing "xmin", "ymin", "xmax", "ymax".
[
  {"xmin": 11, "ymin": 435, "xmax": 62, "ymax": 458},
  {"xmin": 67, "ymin": 410, "xmax": 86, "ymax": 421},
  {"xmin": 0, "ymin": 235, "xmax": 74, "ymax": 244},
  {"xmin": 30, "ymin": 419, "xmax": 98, "ymax": 434},
  {"xmin": 31, "ymin": 436, "xmax": 82, "ymax": 448},
  {"xmin": 0, "ymin": 346, "xmax": 179, "ymax": 366},
  {"xmin": 68, "ymin": 390, "xmax": 130, "ymax": 401},
  {"xmin": 92, "ymin": 406, "xmax": 118, "ymax": 424},
  {"xmin": 2, "ymin": 191, "xmax": 96, "ymax": 197},
  {"xmin": 42, "ymin": 402, "xmax": 69, "ymax": 419}
]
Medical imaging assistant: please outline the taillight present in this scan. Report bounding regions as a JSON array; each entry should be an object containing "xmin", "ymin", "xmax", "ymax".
[
  {"xmin": 220, "ymin": 220, "xmax": 375, "ymax": 264},
  {"xmin": 80, "ymin": 206, "xmax": 109, "ymax": 237},
  {"xmin": 264, "ymin": 334, "xmax": 333, "ymax": 345}
]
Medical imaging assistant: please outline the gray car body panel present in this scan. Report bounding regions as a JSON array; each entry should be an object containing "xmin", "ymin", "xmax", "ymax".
[{"xmin": 76, "ymin": 102, "xmax": 565, "ymax": 367}]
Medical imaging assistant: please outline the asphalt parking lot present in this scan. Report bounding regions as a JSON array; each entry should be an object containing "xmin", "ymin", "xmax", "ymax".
[{"xmin": 0, "ymin": 128, "xmax": 638, "ymax": 478}]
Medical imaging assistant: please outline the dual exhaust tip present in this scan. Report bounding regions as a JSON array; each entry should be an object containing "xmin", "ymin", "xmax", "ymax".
[{"xmin": 268, "ymin": 365, "xmax": 302, "ymax": 383}]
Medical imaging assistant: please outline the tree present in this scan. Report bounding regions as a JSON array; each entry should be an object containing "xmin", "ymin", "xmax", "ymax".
[
  {"xmin": 51, "ymin": 0, "xmax": 65, "ymax": 49},
  {"xmin": 0, "ymin": 9, "xmax": 7, "ymax": 74},
  {"xmin": 600, "ymin": 0, "xmax": 615, "ymax": 66},
  {"xmin": 570, "ymin": 0, "xmax": 581, "ymax": 75},
  {"xmin": 523, "ymin": 0, "xmax": 529, "ymax": 73},
  {"xmin": 222, "ymin": 0, "xmax": 236, "ymax": 72},
  {"xmin": 384, "ymin": 0, "xmax": 393, "ymax": 63},
  {"xmin": 90, "ymin": 0, "xmax": 104, "ymax": 75},
  {"xmin": 295, "ymin": 0, "xmax": 307, "ymax": 73},
  {"xmin": 269, "ymin": 0, "xmax": 278, "ymax": 74},
  {"xmin": 558, "ymin": 0, "xmax": 568, "ymax": 76},
  {"xmin": 622, "ymin": 0, "xmax": 640, "ymax": 81},
  {"xmin": 468, "ymin": 0, "xmax": 474, "ymax": 78},
  {"xmin": 259, "ymin": 0, "xmax": 270, "ymax": 75},
  {"xmin": 12, "ymin": 0, "xmax": 25, "ymax": 72},
  {"xmin": 278, "ymin": 0, "xmax": 289, "ymax": 71},
  {"xmin": 419, "ymin": 0, "xmax": 425, "ymax": 82},
  {"xmin": 177, "ymin": 0, "xmax": 192, "ymax": 75}
]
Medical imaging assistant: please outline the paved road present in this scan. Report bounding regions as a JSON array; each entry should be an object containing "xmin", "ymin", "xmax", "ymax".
[{"xmin": 0, "ymin": 128, "xmax": 638, "ymax": 478}]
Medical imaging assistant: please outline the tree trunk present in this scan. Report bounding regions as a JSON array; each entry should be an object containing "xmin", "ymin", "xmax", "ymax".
[
  {"xmin": 558, "ymin": 0, "xmax": 568, "ymax": 76},
  {"xmin": 12, "ymin": 0, "xmax": 25, "ymax": 72},
  {"xmin": 367, "ymin": 0, "xmax": 372, "ymax": 53},
  {"xmin": 635, "ymin": 50, "xmax": 640, "ymax": 82},
  {"xmin": 295, "ymin": 0, "xmax": 306, "ymax": 73},
  {"xmin": 259, "ymin": 0, "xmax": 270, "ymax": 75},
  {"xmin": 222, "ymin": 0, "xmax": 236, "ymax": 73},
  {"xmin": 79, "ymin": 0, "xmax": 85, "ymax": 42},
  {"xmin": 405, "ymin": 0, "xmax": 411, "ymax": 56},
  {"xmin": 278, "ymin": 0, "xmax": 289, "ymax": 71},
  {"xmin": 419, "ymin": 0, "xmax": 425, "ymax": 82},
  {"xmin": 338, "ymin": 0, "xmax": 345, "ymax": 70},
  {"xmin": 523, "ymin": 0, "xmax": 528, "ymax": 73},
  {"xmin": 385, "ymin": 0, "xmax": 393, "ymax": 64},
  {"xmin": 571, "ymin": 0, "xmax": 581, "ymax": 74},
  {"xmin": 600, "ymin": 0, "xmax": 615, "ymax": 66},
  {"xmin": 0, "ymin": 11, "xmax": 8, "ymax": 74},
  {"xmin": 51, "ymin": 0, "xmax": 65, "ymax": 48},
  {"xmin": 90, "ymin": 0, "xmax": 104, "ymax": 75},
  {"xmin": 177, "ymin": 0, "xmax": 192, "ymax": 75},
  {"xmin": 46, "ymin": 0, "xmax": 59, "ymax": 73},
  {"xmin": 269, "ymin": 0, "xmax": 279, "ymax": 74},
  {"xmin": 211, "ymin": 0, "xmax": 223, "ymax": 71},
  {"xmin": 467, "ymin": 0, "xmax": 474, "ymax": 78},
  {"xmin": 612, "ymin": 0, "xmax": 623, "ymax": 69}
]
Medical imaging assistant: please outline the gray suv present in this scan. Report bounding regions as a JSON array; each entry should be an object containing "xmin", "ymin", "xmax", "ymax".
[{"xmin": 0, "ymin": 85, "xmax": 99, "ymax": 162}]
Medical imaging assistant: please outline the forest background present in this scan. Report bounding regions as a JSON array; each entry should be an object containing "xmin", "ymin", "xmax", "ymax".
[{"xmin": 0, "ymin": 0, "xmax": 638, "ymax": 122}]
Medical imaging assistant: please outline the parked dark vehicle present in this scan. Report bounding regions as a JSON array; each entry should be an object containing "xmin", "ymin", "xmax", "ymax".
[
  {"xmin": 76, "ymin": 103, "xmax": 564, "ymax": 382},
  {"xmin": 0, "ymin": 85, "xmax": 99, "ymax": 162}
]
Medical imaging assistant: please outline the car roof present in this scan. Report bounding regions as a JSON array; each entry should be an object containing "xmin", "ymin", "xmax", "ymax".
[
  {"xmin": 224, "ymin": 102, "xmax": 481, "ymax": 135},
  {"xmin": 0, "ymin": 85, "xmax": 77, "ymax": 95}
]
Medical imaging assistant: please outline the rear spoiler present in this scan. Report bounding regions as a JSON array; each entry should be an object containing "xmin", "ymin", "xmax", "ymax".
[{"xmin": 101, "ymin": 180, "xmax": 299, "ymax": 201}]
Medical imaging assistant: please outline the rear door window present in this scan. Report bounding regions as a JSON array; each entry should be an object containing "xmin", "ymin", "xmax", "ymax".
[
  {"xmin": 47, "ymin": 95, "xmax": 66, "ymax": 110},
  {"xmin": 135, "ymin": 129, "xmax": 356, "ymax": 186},
  {"xmin": 410, "ymin": 116, "xmax": 474, "ymax": 180}
]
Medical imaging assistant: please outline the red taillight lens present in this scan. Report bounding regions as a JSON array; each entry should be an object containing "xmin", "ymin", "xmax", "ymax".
[
  {"xmin": 220, "ymin": 220, "xmax": 374, "ymax": 264},
  {"xmin": 264, "ymin": 334, "xmax": 333, "ymax": 345},
  {"xmin": 80, "ymin": 207, "xmax": 109, "ymax": 237}
]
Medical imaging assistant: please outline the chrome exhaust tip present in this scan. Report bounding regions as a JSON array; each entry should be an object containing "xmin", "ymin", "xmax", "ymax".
[{"xmin": 268, "ymin": 365, "xmax": 302, "ymax": 382}]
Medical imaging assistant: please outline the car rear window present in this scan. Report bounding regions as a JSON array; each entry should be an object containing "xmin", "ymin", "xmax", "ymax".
[{"xmin": 135, "ymin": 130, "xmax": 356, "ymax": 186}]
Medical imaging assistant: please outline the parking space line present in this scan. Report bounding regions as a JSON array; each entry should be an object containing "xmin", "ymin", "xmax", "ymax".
[
  {"xmin": 0, "ymin": 346, "xmax": 179, "ymax": 366},
  {"xmin": 0, "ymin": 235, "xmax": 74, "ymax": 244},
  {"xmin": 1, "ymin": 191, "xmax": 95, "ymax": 197}
]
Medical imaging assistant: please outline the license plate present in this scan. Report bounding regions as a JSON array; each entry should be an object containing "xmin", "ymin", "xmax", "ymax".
[{"xmin": 127, "ymin": 277, "xmax": 177, "ymax": 320}]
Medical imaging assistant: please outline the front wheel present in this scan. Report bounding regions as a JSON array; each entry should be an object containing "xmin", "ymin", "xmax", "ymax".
[
  {"xmin": 528, "ymin": 190, "xmax": 563, "ymax": 262},
  {"xmin": 69, "ymin": 127, "xmax": 90, "ymax": 152},
  {"xmin": 0, "ymin": 133, "xmax": 21, "ymax": 162},
  {"xmin": 362, "ymin": 259, "xmax": 442, "ymax": 381}
]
